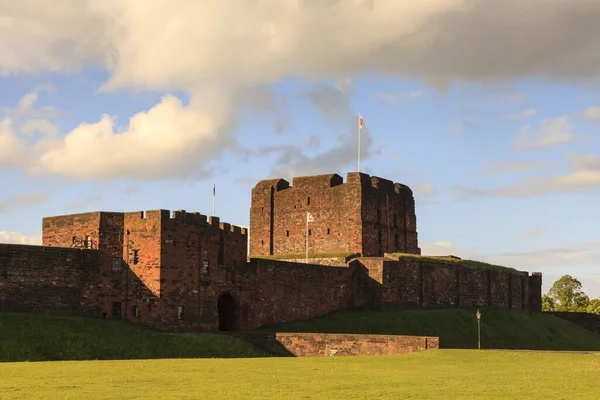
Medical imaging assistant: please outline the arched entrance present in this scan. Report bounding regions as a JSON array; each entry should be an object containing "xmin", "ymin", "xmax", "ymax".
[{"xmin": 217, "ymin": 293, "xmax": 239, "ymax": 331}]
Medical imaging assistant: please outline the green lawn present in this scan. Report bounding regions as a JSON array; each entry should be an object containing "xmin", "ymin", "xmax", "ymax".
[
  {"xmin": 1, "ymin": 351, "xmax": 598, "ymax": 399},
  {"xmin": 0, "ymin": 311, "xmax": 269, "ymax": 362},
  {"xmin": 262, "ymin": 308, "xmax": 600, "ymax": 351}
]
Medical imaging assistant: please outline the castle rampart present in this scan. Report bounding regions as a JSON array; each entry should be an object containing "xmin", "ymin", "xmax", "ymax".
[{"xmin": 1, "ymin": 172, "xmax": 543, "ymax": 332}]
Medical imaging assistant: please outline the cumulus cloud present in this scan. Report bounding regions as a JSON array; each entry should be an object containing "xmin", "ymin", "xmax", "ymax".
[
  {"xmin": 31, "ymin": 94, "xmax": 235, "ymax": 180},
  {"xmin": 0, "ymin": 118, "xmax": 28, "ymax": 169},
  {"xmin": 19, "ymin": 119, "xmax": 58, "ymax": 136},
  {"xmin": 514, "ymin": 117, "xmax": 576, "ymax": 150},
  {"xmin": 0, "ymin": 231, "xmax": 41, "ymax": 245},
  {"xmin": 3, "ymin": 1, "xmax": 600, "ymax": 181}
]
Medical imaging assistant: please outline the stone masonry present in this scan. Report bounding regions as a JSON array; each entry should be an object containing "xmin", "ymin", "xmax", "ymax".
[
  {"xmin": 0, "ymin": 172, "xmax": 543, "ymax": 332},
  {"xmin": 249, "ymin": 172, "xmax": 420, "ymax": 258}
]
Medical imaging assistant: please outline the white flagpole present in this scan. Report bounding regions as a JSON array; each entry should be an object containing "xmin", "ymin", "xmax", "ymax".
[
  {"xmin": 306, "ymin": 212, "xmax": 309, "ymax": 263},
  {"xmin": 357, "ymin": 115, "xmax": 360, "ymax": 173},
  {"xmin": 212, "ymin": 184, "xmax": 215, "ymax": 216}
]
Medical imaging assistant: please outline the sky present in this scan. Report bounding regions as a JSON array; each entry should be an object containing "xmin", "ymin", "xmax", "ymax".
[{"xmin": 1, "ymin": 0, "xmax": 599, "ymax": 297}]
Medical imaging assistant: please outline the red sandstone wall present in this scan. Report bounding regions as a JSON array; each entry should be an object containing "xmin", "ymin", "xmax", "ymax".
[
  {"xmin": 244, "ymin": 332, "xmax": 439, "ymax": 357},
  {"xmin": 237, "ymin": 259, "xmax": 354, "ymax": 330},
  {"xmin": 356, "ymin": 257, "xmax": 539, "ymax": 311},
  {"xmin": 360, "ymin": 176, "xmax": 419, "ymax": 256},
  {"xmin": 249, "ymin": 172, "xmax": 419, "ymax": 258},
  {"xmin": 43, "ymin": 212, "xmax": 102, "ymax": 249},
  {"xmin": 0, "ymin": 244, "xmax": 105, "ymax": 316}
]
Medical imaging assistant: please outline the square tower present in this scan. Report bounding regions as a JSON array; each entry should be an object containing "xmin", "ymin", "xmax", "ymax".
[{"xmin": 249, "ymin": 172, "xmax": 420, "ymax": 258}]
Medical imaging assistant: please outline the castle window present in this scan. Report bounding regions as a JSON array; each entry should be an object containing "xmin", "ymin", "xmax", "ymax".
[
  {"xmin": 131, "ymin": 305, "xmax": 139, "ymax": 318},
  {"xmin": 286, "ymin": 230, "xmax": 289, "ymax": 237},
  {"xmin": 393, "ymin": 214, "xmax": 397, "ymax": 228},
  {"xmin": 327, "ymin": 228, "xmax": 330, "ymax": 235},
  {"xmin": 133, "ymin": 249, "xmax": 139, "ymax": 265},
  {"xmin": 72, "ymin": 236, "xmax": 77, "ymax": 244},
  {"xmin": 394, "ymin": 234, "xmax": 399, "ymax": 248},
  {"xmin": 86, "ymin": 235, "xmax": 92, "ymax": 249},
  {"xmin": 307, "ymin": 196, "xmax": 311, "ymax": 205},
  {"xmin": 112, "ymin": 257, "xmax": 122, "ymax": 272},
  {"xmin": 115, "ymin": 233, "xmax": 121, "ymax": 243},
  {"xmin": 308, "ymin": 229, "xmax": 312, "ymax": 236},
  {"xmin": 178, "ymin": 306, "xmax": 185, "ymax": 320}
]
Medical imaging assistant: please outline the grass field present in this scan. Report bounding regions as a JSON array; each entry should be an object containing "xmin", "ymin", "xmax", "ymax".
[
  {"xmin": 262, "ymin": 308, "xmax": 600, "ymax": 351},
  {"xmin": 1, "ymin": 350, "xmax": 599, "ymax": 399},
  {"xmin": 0, "ymin": 312, "xmax": 269, "ymax": 362}
]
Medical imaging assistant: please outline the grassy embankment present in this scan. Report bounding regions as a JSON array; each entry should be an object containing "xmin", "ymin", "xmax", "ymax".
[
  {"xmin": 262, "ymin": 308, "xmax": 600, "ymax": 351},
  {"xmin": 0, "ymin": 311, "xmax": 269, "ymax": 362}
]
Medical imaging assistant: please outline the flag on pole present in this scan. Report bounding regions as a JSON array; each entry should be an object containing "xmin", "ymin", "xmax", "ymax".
[
  {"xmin": 307, "ymin": 212, "xmax": 314, "ymax": 223},
  {"xmin": 359, "ymin": 114, "xmax": 364, "ymax": 130},
  {"xmin": 213, "ymin": 184, "xmax": 215, "ymax": 196}
]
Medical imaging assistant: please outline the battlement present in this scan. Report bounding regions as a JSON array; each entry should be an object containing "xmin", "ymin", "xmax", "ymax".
[{"xmin": 252, "ymin": 172, "xmax": 413, "ymax": 197}]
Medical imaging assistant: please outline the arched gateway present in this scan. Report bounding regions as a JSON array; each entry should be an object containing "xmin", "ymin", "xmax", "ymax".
[{"xmin": 217, "ymin": 293, "xmax": 239, "ymax": 331}]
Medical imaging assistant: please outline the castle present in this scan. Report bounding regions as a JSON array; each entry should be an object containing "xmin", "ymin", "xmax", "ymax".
[{"xmin": 0, "ymin": 172, "xmax": 542, "ymax": 332}]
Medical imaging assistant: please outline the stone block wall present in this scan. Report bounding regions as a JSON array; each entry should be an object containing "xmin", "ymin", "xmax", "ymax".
[
  {"xmin": 0, "ymin": 244, "xmax": 107, "ymax": 316},
  {"xmin": 235, "ymin": 258, "xmax": 354, "ymax": 330},
  {"xmin": 355, "ymin": 256, "xmax": 540, "ymax": 311},
  {"xmin": 243, "ymin": 332, "xmax": 439, "ymax": 357},
  {"xmin": 249, "ymin": 172, "xmax": 419, "ymax": 258}
]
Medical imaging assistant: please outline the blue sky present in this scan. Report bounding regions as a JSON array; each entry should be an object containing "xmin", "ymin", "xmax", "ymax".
[{"xmin": 1, "ymin": 1, "xmax": 599, "ymax": 297}]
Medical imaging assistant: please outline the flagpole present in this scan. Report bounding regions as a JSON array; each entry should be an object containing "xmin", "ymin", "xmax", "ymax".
[
  {"xmin": 305, "ymin": 211, "xmax": 309, "ymax": 263},
  {"xmin": 212, "ymin": 184, "xmax": 215, "ymax": 216},
  {"xmin": 357, "ymin": 114, "xmax": 361, "ymax": 173}
]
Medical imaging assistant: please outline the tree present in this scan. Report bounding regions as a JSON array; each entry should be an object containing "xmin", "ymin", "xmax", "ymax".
[
  {"xmin": 586, "ymin": 298, "xmax": 600, "ymax": 315},
  {"xmin": 546, "ymin": 275, "xmax": 589, "ymax": 312},
  {"xmin": 542, "ymin": 294, "xmax": 555, "ymax": 312}
]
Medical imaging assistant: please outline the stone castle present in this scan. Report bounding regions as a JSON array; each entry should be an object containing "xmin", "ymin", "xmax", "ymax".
[{"xmin": 0, "ymin": 172, "xmax": 542, "ymax": 332}]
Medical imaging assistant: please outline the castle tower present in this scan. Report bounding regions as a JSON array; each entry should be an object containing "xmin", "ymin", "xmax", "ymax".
[{"xmin": 249, "ymin": 172, "xmax": 420, "ymax": 258}]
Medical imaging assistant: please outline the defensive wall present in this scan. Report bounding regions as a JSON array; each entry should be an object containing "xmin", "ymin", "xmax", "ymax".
[
  {"xmin": 241, "ymin": 332, "xmax": 439, "ymax": 357},
  {"xmin": 249, "ymin": 172, "xmax": 419, "ymax": 258},
  {"xmin": 0, "ymin": 171, "xmax": 543, "ymax": 332}
]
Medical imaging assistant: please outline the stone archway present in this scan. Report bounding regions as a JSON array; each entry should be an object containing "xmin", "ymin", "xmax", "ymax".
[{"xmin": 217, "ymin": 293, "xmax": 239, "ymax": 331}]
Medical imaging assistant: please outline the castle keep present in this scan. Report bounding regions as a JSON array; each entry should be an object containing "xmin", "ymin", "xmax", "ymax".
[
  {"xmin": 250, "ymin": 173, "xmax": 419, "ymax": 257},
  {"xmin": 0, "ymin": 172, "xmax": 542, "ymax": 331}
]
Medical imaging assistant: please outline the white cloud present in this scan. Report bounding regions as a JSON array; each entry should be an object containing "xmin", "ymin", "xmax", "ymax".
[
  {"xmin": 3, "ymin": 1, "xmax": 600, "ymax": 89},
  {"xmin": 0, "ymin": 118, "xmax": 28, "ymax": 169},
  {"xmin": 509, "ymin": 108, "xmax": 537, "ymax": 119},
  {"xmin": 484, "ymin": 160, "xmax": 547, "ymax": 175},
  {"xmin": 2, "ymin": 1, "xmax": 600, "ymax": 181},
  {"xmin": 0, "ymin": 192, "xmax": 50, "ymax": 213},
  {"xmin": 0, "ymin": 231, "xmax": 41, "ymax": 245},
  {"xmin": 413, "ymin": 183, "xmax": 437, "ymax": 197},
  {"xmin": 32, "ymin": 94, "xmax": 234, "ymax": 181},
  {"xmin": 20, "ymin": 119, "xmax": 58, "ymax": 136},
  {"xmin": 420, "ymin": 241, "xmax": 460, "ymax": 256},
  {"xmin": 577, "ymin": 106, "xmax": 600, "ymax": 122},
  {"xmin": 514, "ymin": 116, "xmax": 576, "ymax": 150},
  {"xmin": 454, "ymin": 153, "xmax": 600, "ymax": 199},
  {"xmin": 64, "ymin": 195, "xmax": 102, "ymax": 211}
]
